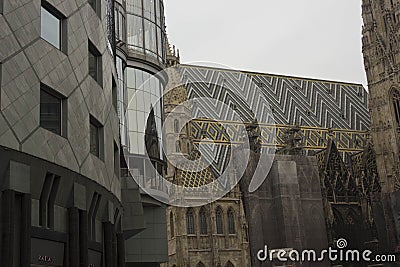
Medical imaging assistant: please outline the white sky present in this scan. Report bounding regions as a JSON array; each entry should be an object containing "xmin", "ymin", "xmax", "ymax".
[{"xmin": 164, "ymin": 0, "xmax": 368, "ymax": 87}]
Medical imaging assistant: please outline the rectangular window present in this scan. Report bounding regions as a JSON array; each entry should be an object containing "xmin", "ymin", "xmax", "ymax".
[
  {"xmin": 88, "ymin": 0, "xmax": 100, "ymax": 17},
  {"xmin": 40, "ymin": 85, "xmax": 66, "ymax": 136},
  {"xmin": 114, "ymin": 142, "xmax": 120, "ymax": 177},
  {"xmin": 41, "ymin": 3, "xmax": 65, "ymax": 51},
  {"xmin": 90, "ymin": 116, "xmax": 104, "ymax": 160},
  {"xmin": 39, "ymin": 173, "xmax": 60, "ymax": 229},
  {"xmin": 112, "ymin": 78, "xmax": 118, "ymax": 111},
  {"xmin": 88, "ymin": 41, "xmax": 102, "ymax": 86}
]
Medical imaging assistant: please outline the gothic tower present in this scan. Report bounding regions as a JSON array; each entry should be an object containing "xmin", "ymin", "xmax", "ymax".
[
  {"xmin": 362, "ymin": 0, "xmax": 400, "ymax": 252},
  {"xmin": 161, "ymin": 42, "xmax": 251, "ymax": 267}
]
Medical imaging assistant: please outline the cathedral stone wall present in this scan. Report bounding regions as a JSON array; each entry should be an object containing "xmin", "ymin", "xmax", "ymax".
[{"xmin": 362, "ymin": 0, "xmax": 400, "ymax": 252}]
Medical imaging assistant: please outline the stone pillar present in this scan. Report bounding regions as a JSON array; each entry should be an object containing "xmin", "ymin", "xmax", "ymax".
[
  {"xmin": 21, "ymin": 193, "xmax": 31, "ymax": 266},
  {"xmin": 104, "ymin": 221, "xmax": 116, "ymax": 267},
  {"xmin": 1, "ymin": 190, "xmax": 15, "ymax": 266},
  {"xmin": 69, "ymin": 207, "xmax": 80, "ymax": 267},
  {"xmin": 79, "ymin": 210, "xmax": 88, "ymax": 267},
  {"xmin": 117, "ymin": 232, "xmax": 125, "ymax": 267}
]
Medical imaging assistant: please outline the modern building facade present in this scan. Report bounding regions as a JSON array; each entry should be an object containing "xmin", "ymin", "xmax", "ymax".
[
  {"xmin": 114, "ymin": 0, "xmax": 168, "ymax": 265},
  {"xmin": 0, "ymin": 0, "xmax": 168, "ymax": 266},
  {"xmin": 362, "ymin": 0, "xmax": 400, "ymax": 255},
  {"xmin": 0, "ymin": 0, "xmax": 128, "ymax": 266}
]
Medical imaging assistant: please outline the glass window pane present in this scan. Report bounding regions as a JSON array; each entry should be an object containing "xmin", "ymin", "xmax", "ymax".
[
  {"xmin": 144, "ymin": 92, "xmax": 151, "ymax": 112},
  {"xmin": 127, "ymin": 14, "xmax": 143, "ymax": 51},
  {"xmin": 128, "ymin": 110, "xmax": 137, "ymax": 131},
  {"xmin": 88, "ymin": 50, "xmax": 98, "ymax": 81},
  {"xmin": 127, "ymin": 0, "xmax": 142, "ymax": 16},
  {"xmin": 137, "ymin": 111, "xmax": 145, "ymax": 132},
  {"xmin": 127, "ymin": 67, "xmax": 136, "ymax": 89},
  {"xmin": 156, "ymin": 0, "xmax": 161, "ymax": 25},
  {"xmin": 114, "ymin": 9, "xmax": 119, "ymax": 39},
  {"xmin": 137, "ymin": 133, "xmax": 145, "ymax": 154},
  {"xmin": 41, "ymin": 6, "xmax": 60, "ymax": 49},
  {"xmin": 40, "ymin": 90, "xmax": 61, "ymax": 135},
  {"xmin": 157, "ymin": 27, "xmax": 162, "ymax": 58},
  {"xmin": 135, "ymin": 69, "xmax": 144, "ymax": 88},
  {"xmin": 144, "ymin": 0, "xmax": 155, "ymax": 21},
  {"xmin": 88, "ymin": 0, "xmax": 96, "ymax": 11},
  {"xmin": 136, "ymin": 91, "xmax": 145, "ymax": 111},
  {"xmin": 129, "ymin": 132, "xmax": 138, "ymax": 154},
  {"xmin": 90, "ymin": 122, "xmax": 99, "ymax": 157}
]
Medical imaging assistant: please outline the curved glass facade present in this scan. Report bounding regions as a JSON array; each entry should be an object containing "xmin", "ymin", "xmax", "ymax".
[
  {"xmin": 126, "ymin": 67, "xmax": 164, "ymax": 159},
  {"xmin": 126, "ymin": 0, "xmax": 166, "ymax": 62},
  {"xmin": 116, "ymin": 56, "xmax": 128, "ymax": 148},
  {"xmin": 114, "ymin": 2, "xmax": 126, "ymax": 43}
]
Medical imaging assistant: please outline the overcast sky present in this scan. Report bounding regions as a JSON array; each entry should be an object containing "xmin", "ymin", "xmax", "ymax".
[{"xmin": 164, "ymin": 0, "xmax": 367, "ymax": 87}]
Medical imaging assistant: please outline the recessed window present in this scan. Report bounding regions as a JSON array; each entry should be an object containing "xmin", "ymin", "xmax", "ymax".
[
  {"xmin": 199, "ymin": 208, "xmax": 208, "ymax": 235},
  {"xmin": 40, "ymin": 85, "xmax": 66, "ymax": 136},
  {"xmin": 89, "ymin": 42, "xmax": 102, "ymax": 86},
  {"xmin": 114, "ymin": 142, "xmax": 120, "ymax": 177},
  {"xmin": 228, "ymin": 209, "xmax": 235, "ymax": 234},
  {"xmin": 0, "ymin": 0, "xmax": 3, "ymax": 14},
  {"xmin": 186, "ymin": 209, "xmax": 195, "ymax": 235},
  {"xmin": 112, "ymin": 78, "xmax": 118, "ymax": 111},
  {"xmin": 39, "ymin": 173, "xmax": 60, "ymax": 229},
  {"xmin": 88, "ymin": 0, "xmax": 100, "ymax": 17},
  {"xmin": 88, "ymin": 192, "xmax": 101, "ymax": 241},
  {"xmin": 216, "ymin": 207, "xmax": 223, "ymax": 234},
  {"xmin": 41, "ymin": 4, "xmax": 63, "ymax": 50},
  {"xmin": 90, "ymin": 116, "xmax": 104, "ymax": 159},
  {"xmin": 170, "ymin": 212, "xmax": 174, "ymax": 238}
]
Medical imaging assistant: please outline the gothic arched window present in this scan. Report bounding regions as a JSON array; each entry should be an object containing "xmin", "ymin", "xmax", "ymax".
[
  {"xmin": 392, "ymin": 89, "xmax": 400, "ymax": 129},
  {"xmin": 186, "ymin": 209, "xmax": 195, "ymax": 234},
  {"xmin": 176, "ymin": 141, "xmax": 180, "ymax": 152},
  {"xmin": 170, "ymin": 211, "xmax": 174, "ymax": 238},
  {"xmin": 228, "ymin": 208, "xmax": 235, "ymax": 234},
  {"xmin": 199, "ymin": 207, "xmax": 208, "ymax": 235},
  {"xmin": 216, "ymin": 207, "xmax": 224, "ymax": 234},
  {"xmin": 196, "ymin": 262, "xmax": 205, "ymax": 267},
  {"xmin": 225, "ymin": 261, "xmax": 234, "ymax": 267},
  {"xmin": 174, "ymin": 119, "xmax": 179, "ymax": 133}
]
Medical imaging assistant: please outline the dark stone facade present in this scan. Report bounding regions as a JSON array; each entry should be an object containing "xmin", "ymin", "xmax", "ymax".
[{"xmin": 239, "ymin": 153, "xmax": 330, "ymax": 267}]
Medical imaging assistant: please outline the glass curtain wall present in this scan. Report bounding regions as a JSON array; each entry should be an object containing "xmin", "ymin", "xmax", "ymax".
[{"xmin": 126, "ymin": 0, "xmax": 166, "ymax": 62}]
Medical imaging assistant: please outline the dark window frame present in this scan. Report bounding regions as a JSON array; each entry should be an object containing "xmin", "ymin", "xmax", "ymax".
[
  {"xmin": 216, "ymin": 207, "xmax": 224, "ymax": 234},
  {"xmin": 88, "ymin": 41, "xmax": 103, "ymax": 86},
  {"xmin": 40, "ymin": 2, "xmax": 67, "ymax": 53},
  {"xmin": 114, "ymin": 141, "xmax": 120, "ymax": 177},
  {"xmin": 112, "ymin": 77, "xmax": 118, "ymax": 111},
  {"xmin": 186, "ymin": 209, "xmax": 195, "ymax": 235},
  {"xmin": 228, "ymin": 209, "xmax": 236, "ymax": 234},
  {"xmin": 39, "ymin": 172, "xmax": 61, "ymax": 229},
  {"xmin": 199, "ymin": 208, "xmax": 208, "ymax": 235},
  {"xmin": 90, "ymin": 115, "xmax": 104, "ymax": 160},
  {"xmin": 88, "ymin": 0, "xmax": 101, "ymax": 17},
  {"xmin": 40, "ymin": 84, "xmax": 67, "ymax": 137},
  {"xmin": 170, "ymin": 211, "xmax": 174, "ymax": 238}
]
